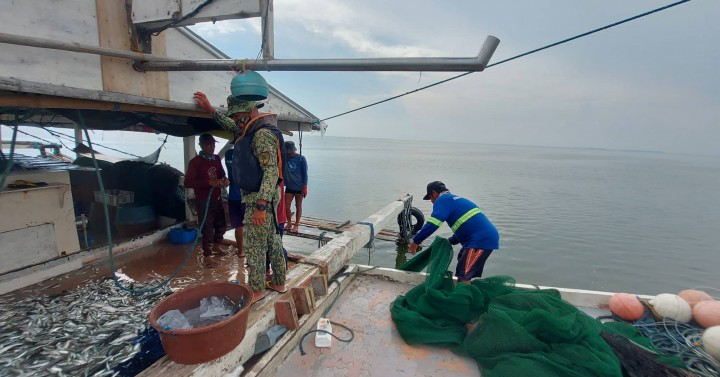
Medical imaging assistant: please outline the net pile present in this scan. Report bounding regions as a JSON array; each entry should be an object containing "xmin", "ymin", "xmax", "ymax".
[{"xmin": 391, "ymin": 237, "xmax": 688, "ymax": 377}]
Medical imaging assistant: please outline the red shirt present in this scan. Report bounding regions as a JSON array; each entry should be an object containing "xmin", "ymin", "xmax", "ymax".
[{"xmin": 185, "ymin": 154, "xmax": 226, "ymax": 202}]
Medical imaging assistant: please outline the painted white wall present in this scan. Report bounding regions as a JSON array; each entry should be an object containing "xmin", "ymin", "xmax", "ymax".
[
  {"xmin": 0, "ymin": 0, "xmax": 103, "ymax": 90},
  {"xmin": 0, "ymin": 170, "xmax": 80, "ymax": 258}
]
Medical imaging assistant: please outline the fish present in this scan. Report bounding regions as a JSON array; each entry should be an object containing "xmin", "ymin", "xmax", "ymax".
[{"xmin": 0, "ymin": 278, "xmax": 171, "ymax": 376}]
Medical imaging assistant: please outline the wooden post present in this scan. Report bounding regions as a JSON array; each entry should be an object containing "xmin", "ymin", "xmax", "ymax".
[
  {"xmin": 274, "ymin": 300, "xmax": 299, "ymax": 331},
  {"xmin": 291, "ymin": 287, "xmax": 314, "ymax": 315},
  {"xmin": 310, "ymin": 274, "xmax": 328, "ymax": 297}
]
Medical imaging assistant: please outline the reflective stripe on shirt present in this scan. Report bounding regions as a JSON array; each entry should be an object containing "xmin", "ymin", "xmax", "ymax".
[
  {"xmin": 450, "ymin": 207, "xmax": 482, "ymax": 232},
  {"xmin": 427, "ymin": 216, "xmax": 443, "ymax": 227}
]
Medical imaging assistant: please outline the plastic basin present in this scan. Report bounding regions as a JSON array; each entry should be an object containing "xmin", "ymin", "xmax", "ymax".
[{"xmin": 148, "ymin": 282, "xmax": 253, "ymax": 364}]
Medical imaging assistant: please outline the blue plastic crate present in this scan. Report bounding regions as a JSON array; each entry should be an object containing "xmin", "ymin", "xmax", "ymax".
[{"xmin": 169, "ymin": 228, "xmax": 197, "ymax": 244}]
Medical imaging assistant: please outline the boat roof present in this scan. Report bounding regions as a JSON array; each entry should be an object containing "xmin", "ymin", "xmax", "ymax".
[{"xmin": 0, "ymin": 76, "xmax": 325, "ymax": 137}]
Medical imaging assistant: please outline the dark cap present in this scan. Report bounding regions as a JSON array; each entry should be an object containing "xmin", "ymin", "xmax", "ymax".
[
  {"xmin": 198, "ymin": 133, "xmax": 217, "ymax": 144},
  {"xmin": 423, "ymin": 181, "xmax": 448, "ymax": 200},
  {"xmin": 285, "ymin": 140, "xmax": 297, "ymax": 152}
]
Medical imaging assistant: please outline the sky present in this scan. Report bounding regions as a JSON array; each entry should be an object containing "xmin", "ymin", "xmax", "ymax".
[{"xmin": 187, "ymin": 0, "xmax": 719, "ymax": 155}]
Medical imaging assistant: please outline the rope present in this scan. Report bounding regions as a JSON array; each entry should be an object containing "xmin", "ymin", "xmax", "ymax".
[
  {"xmin": 41, "ymin": 127, "xmax": 143, "ymax": 158},
  {"xmin": 14, "ymin": 128, "xmax": 58, "ymax": 146},
  {"xmin": 77, "ymin": 110, "xmax": 212, "ymax": 294},
  {"xmin": 397, "ymin": 199, "xmax": 413, "ymax": 243},
  {"xmin": 630, "ymin": 318, "xmax": 720, "ymax": 376},
  {"xmin": 318, "ymin": 231, "xmax": 328, "ymax": 247},
  {"xmin": 319, "ymin": 0, "xmax": 692, "ymax": 122},
  {"xmin": 357, "ymin": 221, "xmax": 375, "ymax": 264}
]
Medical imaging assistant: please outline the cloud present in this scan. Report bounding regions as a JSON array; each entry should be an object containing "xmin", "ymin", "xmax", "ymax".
[
  {"xmin": 190, "ymin": 19, "xmax": 257, "ymax": 38},
  {"xmin": 275, "ymin": 0, "xmax": 440, "ymax": 57}
]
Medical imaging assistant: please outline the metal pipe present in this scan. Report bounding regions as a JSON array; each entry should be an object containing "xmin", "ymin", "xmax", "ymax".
[
  {"xmin": 0, "ymin": 30, "xmax": 500, "ymax": 73},
  {"xmin": 138, "ymin": 35, "xmax": 501, "ymax": 72},
  {"xmin": 0, "ymin": 32, "xmax": 171, "ymax": 62}
]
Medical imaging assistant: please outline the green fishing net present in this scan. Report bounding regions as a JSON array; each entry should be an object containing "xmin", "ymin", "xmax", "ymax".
[{"xmin": 391, "ymin": 237, "xmax": 665, "ymax": 377}]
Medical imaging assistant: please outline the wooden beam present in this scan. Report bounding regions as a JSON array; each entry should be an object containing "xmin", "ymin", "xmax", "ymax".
[
  {"xmin": 302, "ymin": 195, "xmax": 411, "ymax": 278},
  {"xmin": 290, "ymin": 287, "xmax": 314, "ymax": 315},
  {"xmin": 0, "ymin": 95, "xmax": 209, "ymax": 118},
  {"xmin": 310, "ymin": 274, "xmax": 328, "ymax": 297},
  {"xmin": 0, "ymin": 77, "xmax": 200, "ymax": 113},
  {"xmin": 274, "ymin": 300, "xmax": 299, "ymax": 331}
]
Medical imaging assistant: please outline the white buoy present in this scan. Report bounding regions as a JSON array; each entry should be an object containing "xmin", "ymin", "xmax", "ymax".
[
  {"xmin": 648, "ymin": 293, "xmax": 692, "ymax": 323},
  {"xmin": 702, "ymin": 326, "xmax": 720, "ymax": 362}
]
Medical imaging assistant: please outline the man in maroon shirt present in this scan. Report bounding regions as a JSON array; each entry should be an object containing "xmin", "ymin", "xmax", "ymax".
[{"xmin": 185, "ymin": 133, "xmax": 229, "ymax": 263}]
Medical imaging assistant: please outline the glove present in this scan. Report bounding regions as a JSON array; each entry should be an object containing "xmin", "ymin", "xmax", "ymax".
[{"xmin": 302, "ymin": 185, "xmax": 308, "ymax": 197}]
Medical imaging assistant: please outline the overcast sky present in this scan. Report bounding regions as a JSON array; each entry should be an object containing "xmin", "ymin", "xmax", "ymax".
[{"xmin": 188, "ymin": 0, "xmax": 719, "ymax": 155}]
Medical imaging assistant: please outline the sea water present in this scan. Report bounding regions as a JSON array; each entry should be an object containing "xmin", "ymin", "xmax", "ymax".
[{"xmin": 13, "ymin": 133, "xmax": 720, "ymax": 295}]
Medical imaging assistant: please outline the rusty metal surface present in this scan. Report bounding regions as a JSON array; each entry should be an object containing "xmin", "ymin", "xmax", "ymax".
[{"xmin": 275, "ymin": 275, "xmax": 479, "ymax": 377}]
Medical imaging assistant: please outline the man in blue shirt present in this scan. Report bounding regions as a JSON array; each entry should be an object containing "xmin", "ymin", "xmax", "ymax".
[
  {"xmin": 283, "ymin": 141, "xmax": 308, "ymax": 233},
  {"xmin": 409, "ymin": 181, "xmax": 499, "ymax": 283},
  {"xmin": 224, "ymin": 144, "xmax": 246, "ymax": 257}
]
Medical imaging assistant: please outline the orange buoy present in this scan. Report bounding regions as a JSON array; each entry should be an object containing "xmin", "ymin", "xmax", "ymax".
[
  {"xmin": 678, "ymin": 289, "xmax": 714, "ymax": 308},
  {"xmin": 609, "ymin": 293, "xmax": 645, "ymax": 321},
  {"xmin": 693, "ymin": 300, "xmax": 720, "ymax": 328}
]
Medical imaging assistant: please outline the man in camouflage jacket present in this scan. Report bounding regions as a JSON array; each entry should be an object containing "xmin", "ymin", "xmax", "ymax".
[{"xmin": 194, "ymin": 92, "xmax": 286, "ymax": 303}]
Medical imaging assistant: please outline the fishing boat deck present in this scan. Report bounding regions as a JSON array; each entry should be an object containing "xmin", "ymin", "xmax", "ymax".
[
  {"xmin": 245, "ymin": 270, "xmax": 613, "ymax": 377},
  {"xmin": 274, "ymin": 274, "xmax": 479, "ymax": 377}
]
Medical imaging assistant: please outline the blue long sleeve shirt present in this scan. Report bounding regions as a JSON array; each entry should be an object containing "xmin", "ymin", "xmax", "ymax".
[
  {"xmin": 284, "ymin": 154, "xmax": 308, "ymax": 191},
  {"xmin": 413, "ymin": 192, "xmax": 499, "ymax": 250}
]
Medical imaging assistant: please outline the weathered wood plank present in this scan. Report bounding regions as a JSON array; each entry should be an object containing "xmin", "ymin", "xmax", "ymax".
[
  {"xmin": 274, "ymin": 300, "xmax": 299, "ymax": 331},
  {"xmin": 96, "ymin": 0, "xmax": 170, "ymax": 99},
  {"xmin": 0, "ymin": 95, "xmax": 209, "ymax": 118},
  {"xmin": 290, "ymin": 287, "xmax": 314, "ymax": 315},
  {"xmin": 0, "ymin": 77, "xmax": 201, "ymax": 112},
  {"xmin": 310, "ymin": 274, "xmax": 328, "ymax": 297},
  {"xmin": 300, "ymin": 195, "xmax": 411, "ymax": 278}
]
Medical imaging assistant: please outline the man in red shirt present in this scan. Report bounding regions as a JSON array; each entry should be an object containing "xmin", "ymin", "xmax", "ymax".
[{"xmin": 185, "ymin": 133, "xmax": 229, "ymax": 263}]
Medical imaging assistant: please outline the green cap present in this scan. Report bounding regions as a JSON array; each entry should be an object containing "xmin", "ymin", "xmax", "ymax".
[{"xmin": 226, "ymin": 96, "xmax": 263, "ymax": 116}]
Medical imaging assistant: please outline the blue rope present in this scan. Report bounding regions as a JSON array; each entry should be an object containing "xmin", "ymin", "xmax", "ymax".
[
  {"xmin": 631, "ymin": 318, "xmax": 720, "ymax": 376},
  {"xmin": 320, "ymin": 0, "xmax": 692, "ymax": 122},
  {"xmin": 77, "ymin": 110, "xmax": 212, "ymax": 294}
]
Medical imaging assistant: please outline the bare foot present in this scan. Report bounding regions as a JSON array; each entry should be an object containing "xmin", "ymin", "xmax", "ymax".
[
  {"xmin": 204, "ymin": 256, "xmax": 218, "ymax": 268},
  {"xmin": 284, "ymin": 222, "xmax": 292, "ymax": 230},
  {"xmin": 291, "ymin": 225, "xmax": 299, "ymax": 233}
]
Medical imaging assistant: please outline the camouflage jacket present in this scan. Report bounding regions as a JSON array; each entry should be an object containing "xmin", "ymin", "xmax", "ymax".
[{"xmin": 212, "ymin": 112, "xmax": 279, "ymax": 204}]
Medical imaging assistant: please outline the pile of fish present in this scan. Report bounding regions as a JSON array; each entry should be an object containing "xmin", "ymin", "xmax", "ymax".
[{"xmin": 0, "ymin": 278, "xmax": 170, "ymax": 377}]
